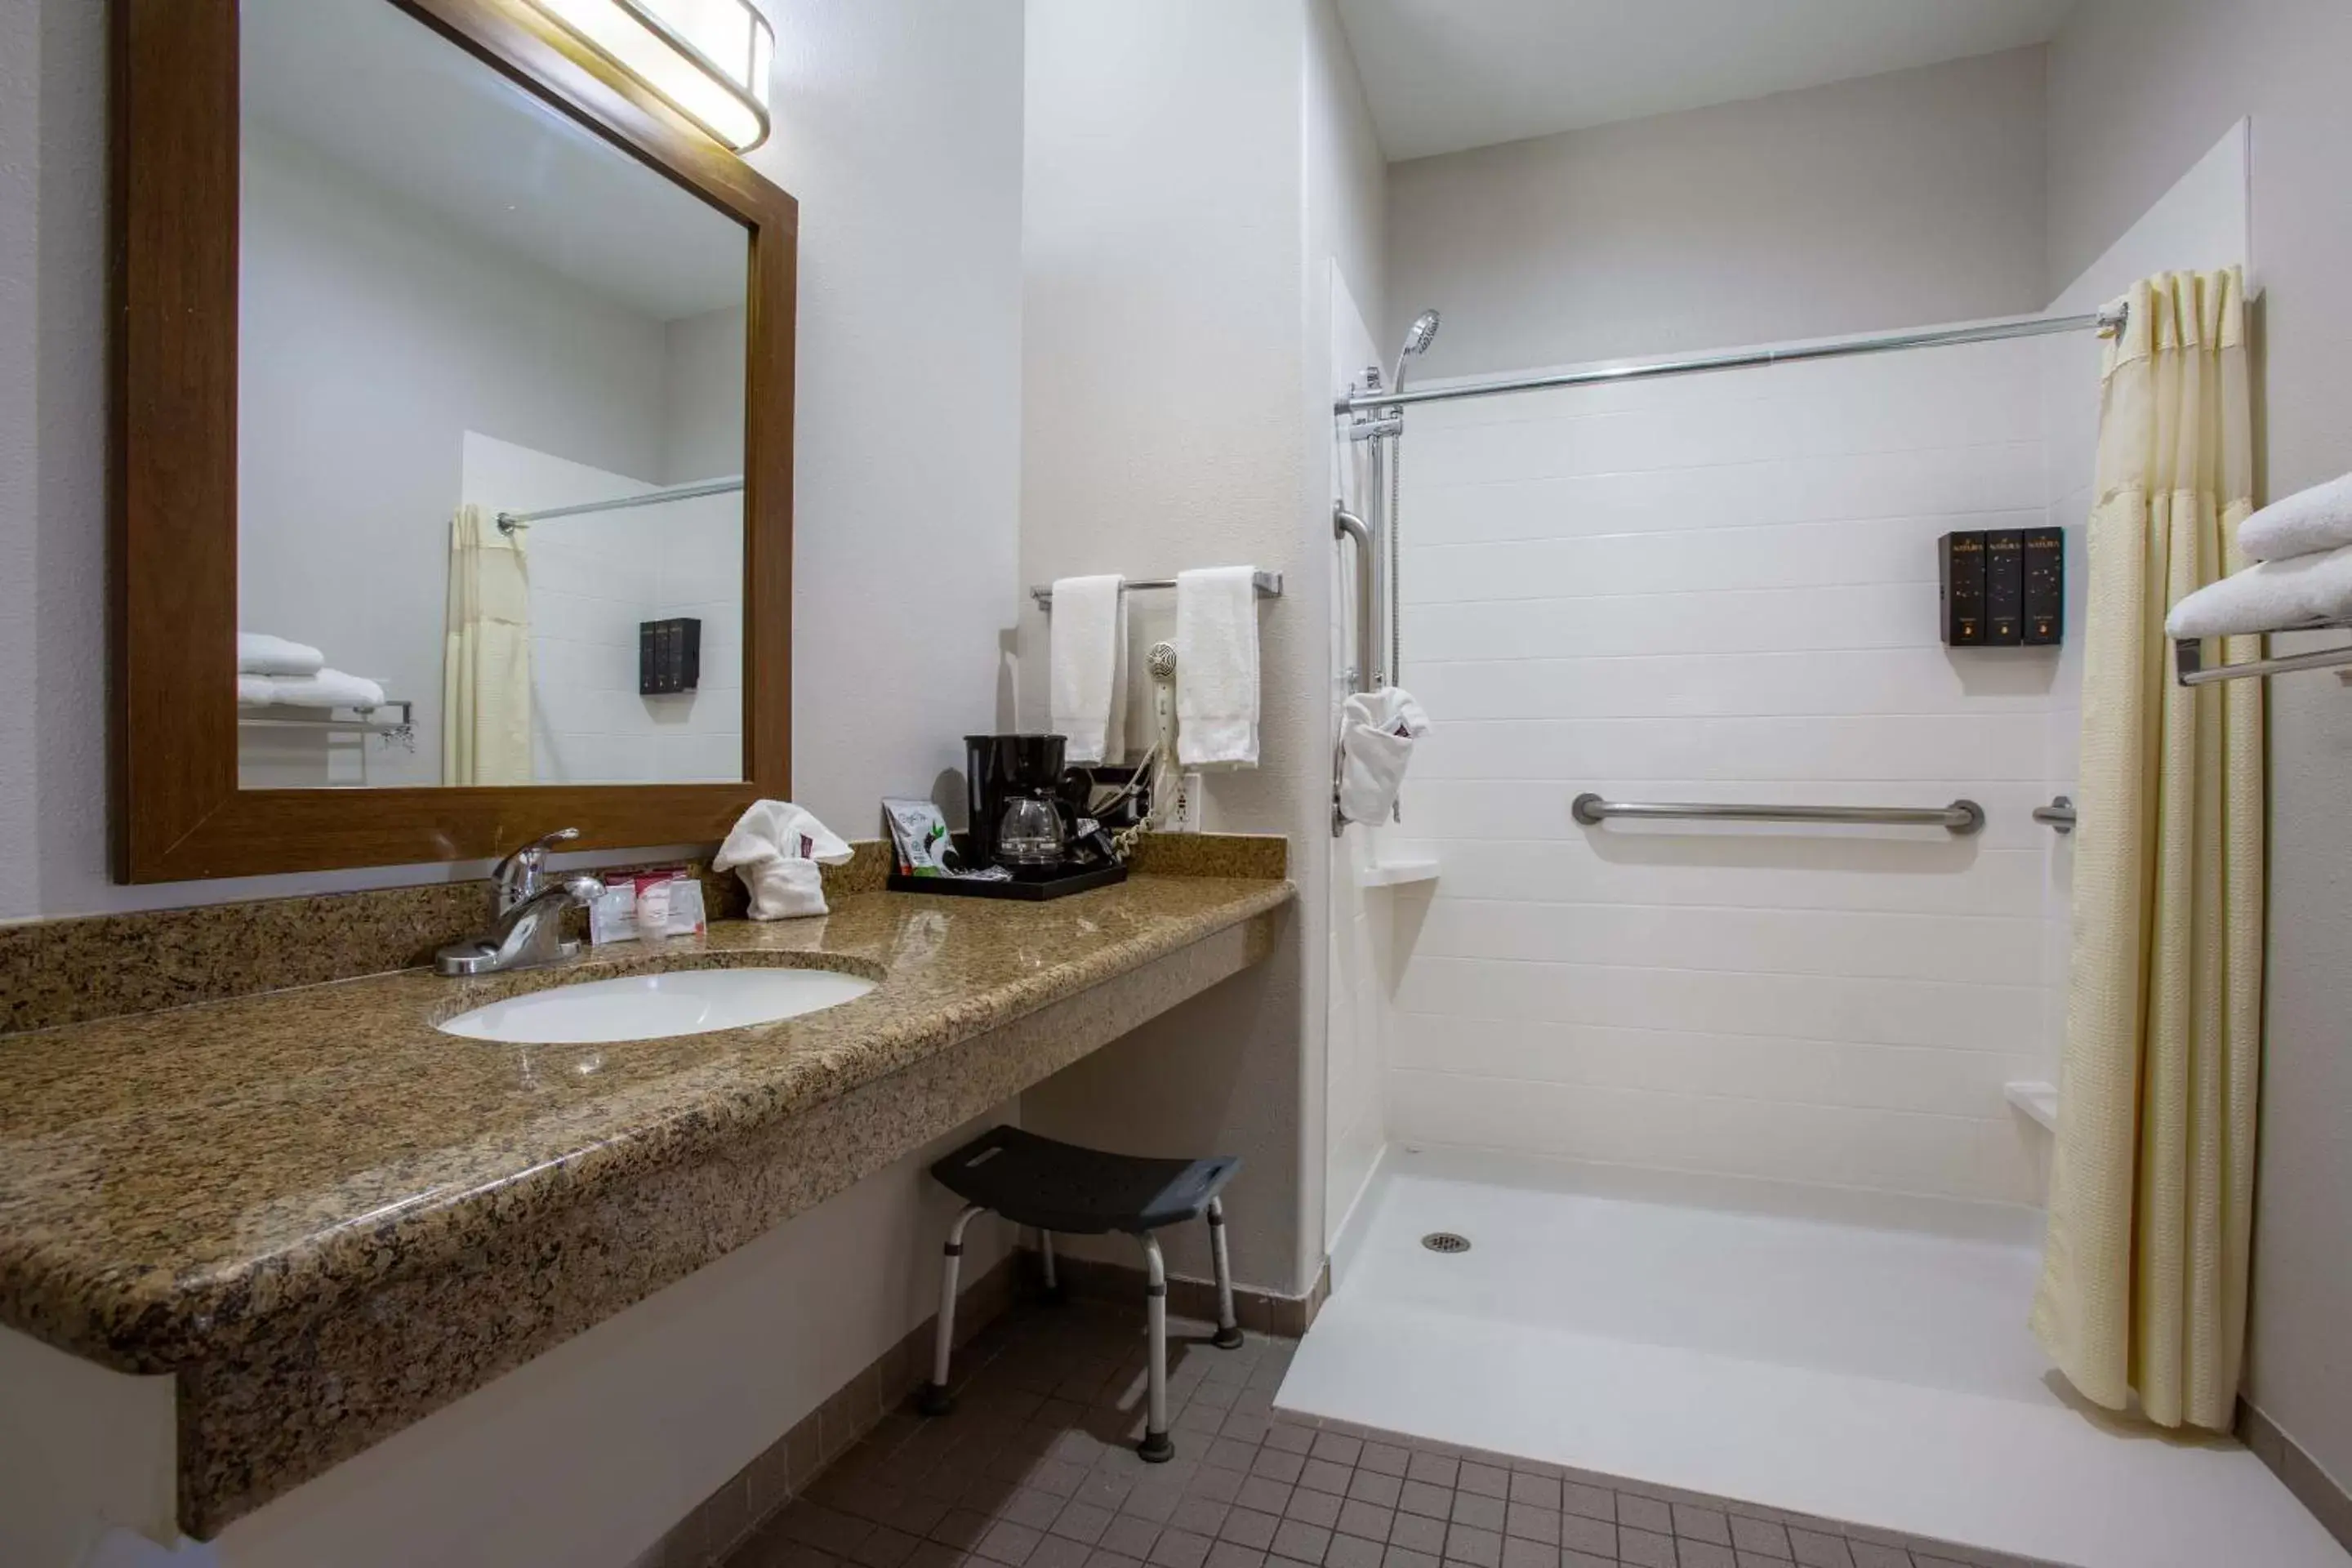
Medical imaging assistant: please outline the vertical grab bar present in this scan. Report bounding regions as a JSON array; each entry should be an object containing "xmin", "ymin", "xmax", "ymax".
[{"xmin": 1333, "ymin": 502, "xmax": 1375, "ymax": 836}]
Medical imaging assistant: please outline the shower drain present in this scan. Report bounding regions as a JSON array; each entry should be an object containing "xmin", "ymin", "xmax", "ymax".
[{"xmin": 1420, "ymin": 1232, "xmax": 1472, "ymax": 1254}]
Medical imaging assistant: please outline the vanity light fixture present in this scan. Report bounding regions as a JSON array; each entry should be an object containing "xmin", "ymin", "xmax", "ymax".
[{"xmin": 524, "ymin": 0, "xmax": 774, "ymax": 152}]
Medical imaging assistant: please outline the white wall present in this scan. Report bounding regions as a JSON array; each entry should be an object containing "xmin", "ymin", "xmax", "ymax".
[
  {"xmin": 0, "ymin": 1, "xmax": 1028, "ymax": 1563},
  {"xmin": 1311, "ymin": 0, "xmax": 1392, "ymax": 1255},
  {"xmin": 2044, "ymin": 0, "xmax": 2352, "ymax": 1499},
  {"xmin": 1015, "ymin": 0, "xmax": 1325, "ymax": 1294},
  {"xmin": 0, "ymin": 0, "xmax": 1021, "ymax": 918},
  {"xmin": 1383, "ymin": 47, "xmax": 2050, "ymax": 380},
  {"xmin": 1384, "ymin": 338, "xmax": 2056, "ymax": 1214}
]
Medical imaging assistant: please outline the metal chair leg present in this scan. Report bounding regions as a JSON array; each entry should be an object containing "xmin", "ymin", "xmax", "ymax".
[
  {"xmin": 1136, "ymin": 1232, "xmax": 1174, "ymax": 1462},
  {"xmin": 1205, "ymin": 1197, "xmax": 1244, "ymax": 1349},
  {"xmin": 918, "ymin": 1203, "xmax": 987, "ymax": 1416},
  {"xmin": 1040, "ymin": 1229, "xmax": 1066, "ymax": 1303}
]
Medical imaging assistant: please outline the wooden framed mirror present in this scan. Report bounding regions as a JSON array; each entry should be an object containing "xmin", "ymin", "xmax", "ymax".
[{"xmin": 112, "ymin": 0, "xmax": 795, "ymax": 882}]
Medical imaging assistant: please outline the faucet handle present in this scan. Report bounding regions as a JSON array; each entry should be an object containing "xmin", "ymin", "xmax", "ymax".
[{"xmin": 492, "ymin": 827, "xmax": 581, "ymax": 908}]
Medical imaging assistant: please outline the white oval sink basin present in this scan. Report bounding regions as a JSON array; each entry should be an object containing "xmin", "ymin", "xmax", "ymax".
[{"xmin": 439, "ymin": 966, "xmax": 877, "ymax": 1045}]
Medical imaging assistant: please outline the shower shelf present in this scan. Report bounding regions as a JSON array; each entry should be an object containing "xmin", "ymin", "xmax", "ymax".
[
  {"xmin": 1359, "ymin": 857, "xmax": 1439, "ymax": 889},
  {"xmin": 2004, "ymin": 1080, "xmax": 2059, "ymax": 1134}
]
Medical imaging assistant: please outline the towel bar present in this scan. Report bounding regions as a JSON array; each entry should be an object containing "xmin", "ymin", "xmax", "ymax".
[
  {"xmin": 1572, "ymin": 794, "xmax": 1985, "ymax": 835},
  {"xmin": 2175, "ymin": 629, "xmax": 2352, "ymax": 685},
  {"xmin": 1031, "ymin": 572, "xmax": 1281, "ymax": 612}
]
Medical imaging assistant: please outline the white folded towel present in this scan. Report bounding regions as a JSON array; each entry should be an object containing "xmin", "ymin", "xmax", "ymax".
[
  {"xmin": 1176, "ymin": 568, "xmax": 1262, "ymax": 768},
  {"xmin": 1339, "ymin": 687, "xmax": 1431, "ymax": 825},
  {"xmin": 257, "ymin": 669, "xmax": 388, "ymax": 710},
  {"xmin": 2238, "ymin": 471, "xmax": 2352, "ymax": 562},
  {"xmin": 1049, "ymin": 575, "xmax": 1127, "ymax": 765},
  {"xmin": 236, "ymin": 675, "xmax": 277, "ymax": 708},
  {"xmin": 713, "ymin": 800, "xmax": 853, "ymax": 920},
  {"xmin": 2166, "ymin": 542, "xmax": 2352, "ymax": 639},
  {"xmin": 238, "ymin": 633, "xmax": 324, "ymax": 676}
]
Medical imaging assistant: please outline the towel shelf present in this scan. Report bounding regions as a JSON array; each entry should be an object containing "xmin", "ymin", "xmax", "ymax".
[
  {"xmin": 1572, "ymin": 794, "xmax": 1985, "ymax": 835},
  {"xmin": 1031, "ymin": 572, "xmax": 1282, "ymax": 612},
  {"xmin": 2175, "ymin": 627, "xmax": 2352, "ymax": 686},
  {"xmin": 239, "ymin": 699, "xmax": 416, "ymax": 749}
]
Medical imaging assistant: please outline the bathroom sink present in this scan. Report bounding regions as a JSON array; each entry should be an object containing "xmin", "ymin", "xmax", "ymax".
[{"xmin": 438, "ymin": 966, "xmax": 877, "ymax": 1045}]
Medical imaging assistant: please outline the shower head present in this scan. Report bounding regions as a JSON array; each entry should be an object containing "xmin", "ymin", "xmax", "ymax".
[{"xmin": 1390, "ymin": 309, "xmax": 1441, "ymax": 394}]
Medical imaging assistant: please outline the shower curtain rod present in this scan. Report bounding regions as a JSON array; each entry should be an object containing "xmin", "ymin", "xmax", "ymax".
[
  {"xmin": 1333, "ymin": 305, "xmax": 2128, "ymax": 416},
  {"xmin": 496, "ymin": 474, "xmax": 744, "ymax": 534}
]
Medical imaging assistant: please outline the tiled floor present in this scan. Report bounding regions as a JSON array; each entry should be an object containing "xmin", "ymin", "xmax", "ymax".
[{"xmin": 719, "ymin": 1300, "xmax": 2058, "ymax": 1568}]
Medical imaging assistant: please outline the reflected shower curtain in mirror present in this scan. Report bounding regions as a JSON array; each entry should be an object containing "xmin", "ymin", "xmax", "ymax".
[
  {"xmin": 440, "ymin": 503, "xmax": 535, "ymax": 785},
  {"xmin": 2032, "ymin": 269, "xmax": 2261, "ymax": 1431}
]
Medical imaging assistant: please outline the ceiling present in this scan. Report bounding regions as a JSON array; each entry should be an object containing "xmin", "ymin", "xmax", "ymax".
[
  {"xmin": 243, "ymin": 0, "xmax": 747, "ymax": 323},
  {"xmin": 1335, "ymin": 0, "xmax": 2078, "ymax": 162}
]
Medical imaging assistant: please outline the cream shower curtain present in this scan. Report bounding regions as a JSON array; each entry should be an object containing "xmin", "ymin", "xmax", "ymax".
[
  {"xmin": 2031, "ymin": 269, "xmax": 2262, "ymax": 1431},
  {"xmin": 441, "ymin": 503, "xmax": 535, "ymax": 785}
]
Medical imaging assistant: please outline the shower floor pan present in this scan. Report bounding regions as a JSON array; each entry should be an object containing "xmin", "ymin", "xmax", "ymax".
[{"xmin": 1277, "ymin": 1145, "xmax": 2345, "ymax": 1568}]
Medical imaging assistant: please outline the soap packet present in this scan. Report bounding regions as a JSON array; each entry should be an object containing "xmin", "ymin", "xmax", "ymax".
[{"xmin": 587, "ymin": 866, "xmax": 709, "ymax": 944}]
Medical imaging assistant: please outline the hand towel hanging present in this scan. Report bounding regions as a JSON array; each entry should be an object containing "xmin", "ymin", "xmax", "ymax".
[{"xmin": 1175, "ymin": 567, "xmax": 1261, "ymax": 768}]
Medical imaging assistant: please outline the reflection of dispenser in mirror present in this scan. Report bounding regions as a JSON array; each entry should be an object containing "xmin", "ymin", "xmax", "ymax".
[{"xmin": 233, "ymin": 0, "xmax": 752, "ymax": 791}]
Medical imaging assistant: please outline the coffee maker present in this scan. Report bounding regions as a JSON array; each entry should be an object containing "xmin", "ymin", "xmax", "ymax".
[{"xmin": 965, "ymin": 733, "xmax": 1073, "ymax": 871}]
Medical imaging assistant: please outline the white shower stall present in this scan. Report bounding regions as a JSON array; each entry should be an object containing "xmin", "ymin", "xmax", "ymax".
[{"xmin": 1295, "ymin": 110, "xmax": 2314, "ymax": 1568}]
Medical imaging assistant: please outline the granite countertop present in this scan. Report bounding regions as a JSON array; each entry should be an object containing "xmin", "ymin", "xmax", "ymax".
[{"xmin": 0, "ymin": 875, "xmax": 1294, "ymax": 1376}]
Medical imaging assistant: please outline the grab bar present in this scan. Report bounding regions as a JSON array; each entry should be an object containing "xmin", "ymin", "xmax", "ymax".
[
  {"xmin": 1572, "ymin": 794, "xmax": 1985, "ymax": 836},
  {"xmin": 2033, "ymin": 796, "xmax": 2076, "ymax": 834},
  {"xmin": 1334, "ymin": 504, "xmax": 1374, "ymax": 697},
  {"xmin": 1332, "ymin": 503, "xmax": 1377, "ymax": 837}
]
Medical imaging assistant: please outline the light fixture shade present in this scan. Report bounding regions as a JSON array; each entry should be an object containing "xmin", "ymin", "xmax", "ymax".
[{"xmin": 527, "ymin": 0, "xmax": 774, "ymax": 152}]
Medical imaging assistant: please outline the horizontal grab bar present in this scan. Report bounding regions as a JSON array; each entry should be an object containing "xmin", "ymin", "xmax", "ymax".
[
  {"xmin": 2033, "ymin": 796, "xmax": 2076, "ymax": 834},
  {"xmin": 1571, "ymin": 794, "xmax": 1984, "ymax": 836}
]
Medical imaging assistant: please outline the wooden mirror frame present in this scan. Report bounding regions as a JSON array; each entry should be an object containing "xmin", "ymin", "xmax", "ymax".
[{"xmin": 112, "ymin": 0, "xmax": 795, "ymax": 882}]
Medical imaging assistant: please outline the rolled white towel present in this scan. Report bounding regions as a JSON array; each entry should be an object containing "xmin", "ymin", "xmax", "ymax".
[
  {"xmin": 236, "ymin": 675, "xmax": 276, "ymax": 708},
  {"xmin": 259, "ymin": 669, "xmax": 388, "ymax": 710},
  {"xmin": 2167, "ymin": 542, "xmax": 2352, "ymax": 639},
  {"xmin": 2239, "ymin": 471, "xmax": 2352, "ymax": 562},
  {"xmin": 238, "ymin": 633, "xmax": 325, "ymax": 676}
]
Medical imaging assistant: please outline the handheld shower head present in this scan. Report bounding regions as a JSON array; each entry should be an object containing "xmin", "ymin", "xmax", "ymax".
[{"xmin": 1390, "ymin": 309, "xmax": 1441, "ymax": 394}]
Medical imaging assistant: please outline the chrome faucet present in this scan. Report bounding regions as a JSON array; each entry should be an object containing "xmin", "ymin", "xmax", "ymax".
[
  {"xmin": 436, "ymin": 830, "xmax": 607, "ymax": 977},
  {"xmin": 493, "ymin": 827, "xmax": 581, "ymax": 912}
]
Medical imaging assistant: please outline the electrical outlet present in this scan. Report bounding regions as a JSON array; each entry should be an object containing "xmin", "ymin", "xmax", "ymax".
[{"xmin": 1169, "ymin": 771, "xmax": 1206, "ymax": 834}]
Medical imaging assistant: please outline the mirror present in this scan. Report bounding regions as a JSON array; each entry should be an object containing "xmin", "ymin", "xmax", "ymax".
[{"xmin": 234, "ymin": 0, "xmax": 750, "ymax": 789}]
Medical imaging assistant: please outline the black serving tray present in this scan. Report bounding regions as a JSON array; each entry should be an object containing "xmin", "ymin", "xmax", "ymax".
[{"xmin": 886, "ymin": 862, "xmax": 1128, "ymax": 902}]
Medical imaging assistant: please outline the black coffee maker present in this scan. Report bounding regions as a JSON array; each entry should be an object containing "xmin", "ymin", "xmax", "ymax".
[{"xmin": 965, "ymin": 734, "xmax": 1112, "ymax": 875}]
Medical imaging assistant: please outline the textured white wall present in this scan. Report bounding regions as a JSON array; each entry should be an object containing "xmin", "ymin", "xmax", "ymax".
[
  {"xmin": 0, "ymin": 0, "xmax": 1021, "ymax": 917},
  {"xmin": 1383, "ymin": 47, "xmax": 2050, "ymax": 381},
  {"xmin": 2046, "ymin": 0, "xmax": 2352, "ymax": 1499},
  {"xmin": 1384, "ymin": 338, "xmax": 2057, "ymax": 1214}
]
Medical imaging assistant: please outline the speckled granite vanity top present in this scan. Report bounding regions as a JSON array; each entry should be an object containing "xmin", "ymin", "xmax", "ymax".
[{"xmin": 0, "ymin": 874, "xmax": 1292, "ymax": 1376}]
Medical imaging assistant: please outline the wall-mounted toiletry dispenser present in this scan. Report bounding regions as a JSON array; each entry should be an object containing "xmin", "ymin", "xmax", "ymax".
[
  {"xmin": 1941, "ymin": 528, "xmax": 2061, "ymax": 647},
  {"xmin": 641, "ymin": 618, "xmax": 702, "ymax": 695}
]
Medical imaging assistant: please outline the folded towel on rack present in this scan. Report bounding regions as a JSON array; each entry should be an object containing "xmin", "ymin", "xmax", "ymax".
[
  {"xmin": 255, "ymin": 669, "xmax": 388, "ymax": 710},
  {"xmin": 236, "ymin": 675, "xmax": 277, "ymax": 708},
  {"xmin": 1176, "ymin": 567, "xmax": 1261, "ymax": 769},
  {"xmin": 2166, "ymin": 541, "xmax": 2352, "ymax": 639},
  {"xmin": 2238, "ymin": 470, "xmax": 2352, "ymax": 562},
  {"xmin": 238, "ymin": 633, "xmax": 324, "ymax": 676},
  {"xmin": 1338, "ymin": 687, "xmax": 1430, "ymax": 825},
  {"xmin": 1049, "ymin": 575, "xmax": 1127, "ymax": 765}
]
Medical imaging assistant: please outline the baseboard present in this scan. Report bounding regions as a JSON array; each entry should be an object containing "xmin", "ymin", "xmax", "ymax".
[
  {"xmin": 631, "ymin": 1251, "xmax": 1022, "ymax": 1568},
  {"xmin": 1025, "ymin": 1245, "xmax": 1331, "ymax": 1338},
  {"xmin": 2238, "ymin": 1396, "xmax": 2352, "ymax": 1553}
]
